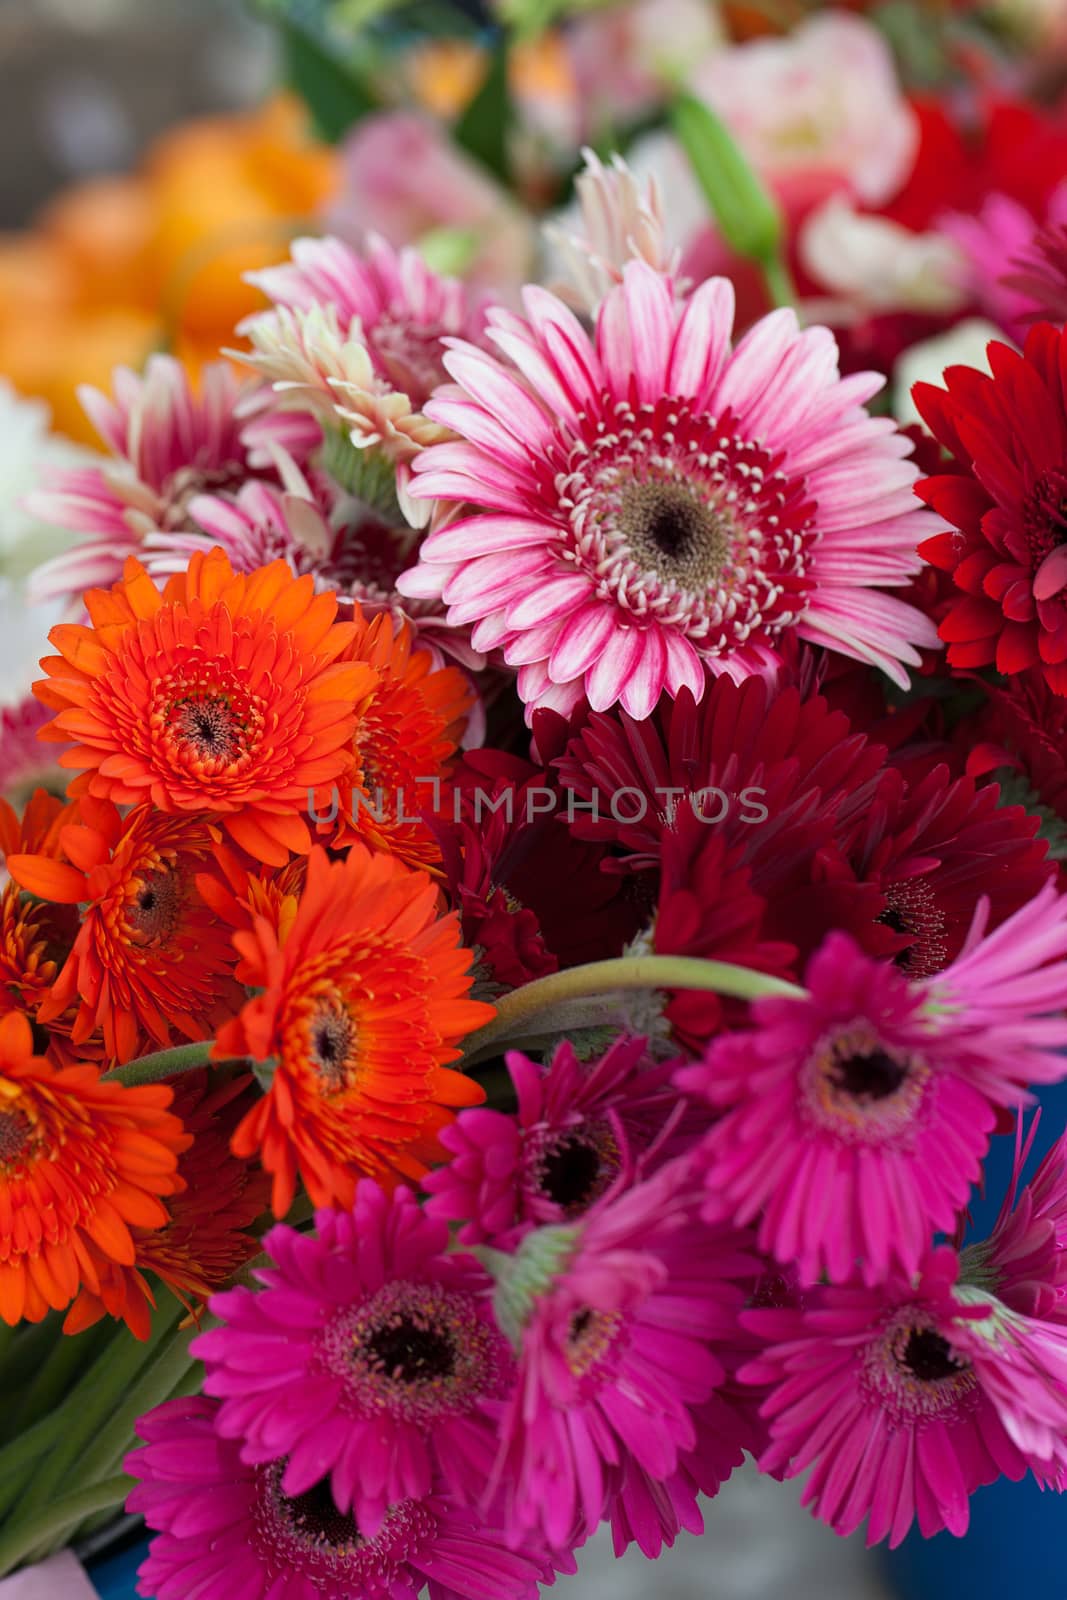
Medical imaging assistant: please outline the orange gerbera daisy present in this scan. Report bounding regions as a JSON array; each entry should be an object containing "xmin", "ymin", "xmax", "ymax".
[
  {"xmin": 8, "ymin": 799, "xmax": 244, "ymax": 1064},
  {"xmin": 33, "ymin": 548, "xmax": 375, "ymax": 866},
  {"xmin": 215, "ymin": 843, "xmax": 494, "ymax": 1216},
  {"xmin": 66, "ymin": 1069, "xmax": 269, "ymax": 1340},
  {"xmin": 0, "ymin": 1010, "xmax": 189, "ymax": 1327},
  {"xmin": 0, "ymin": 791, "xmax": 82, "ymax": 1032},
  {"xmin": 312, "ymin": 608, "xmax": 473, "ymax": 871}
]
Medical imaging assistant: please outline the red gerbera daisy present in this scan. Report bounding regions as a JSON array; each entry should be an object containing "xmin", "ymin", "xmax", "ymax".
[
  {"xmin": 7, "ymin": 800, "xmax": 244, "ymax": 1064},
  {"xmin": 216, "ymin": 843, "xmax": 494, "ymax": 1216},
  {"xmin": 915, "ymin": 322, "xmax": 1067, "ymax": 692},
  {"xmin": 33, "ymin": 549, "xmax": 372, "ymax": 866}
]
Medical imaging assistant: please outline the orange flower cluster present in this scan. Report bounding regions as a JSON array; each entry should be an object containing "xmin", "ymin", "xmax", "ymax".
[
  {"xmin": 0, "ymin": 97, "xmax": 336, "ymax": 442},
  {"xmin": 0, "ymin": 549, "xmax": 491, "ymax": 1337}
]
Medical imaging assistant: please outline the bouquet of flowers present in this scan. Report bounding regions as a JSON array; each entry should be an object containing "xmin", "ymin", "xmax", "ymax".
[{"xmin": 4, "ymin": 1, "xmax": 1067, "ymax": 1595}]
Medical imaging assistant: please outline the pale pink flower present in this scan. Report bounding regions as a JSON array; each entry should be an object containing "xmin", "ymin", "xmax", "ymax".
[
  {"xmin": 238, "ymin": 234, "xmax": 485, "ymax": 466},
  {"xmin": 400, "ymin": 261, "xmax": 940, "ymax": 721},
  {"xmin": 692, "ymin": 13, "xmax": 919, "ymax": 211},
  {"xmin": 545, "ymin": 148, "xmax": 684, "ymax": 314},
  {"xmin": 326, "ymin": 112, "xmax": 535, "ymax": 293}
]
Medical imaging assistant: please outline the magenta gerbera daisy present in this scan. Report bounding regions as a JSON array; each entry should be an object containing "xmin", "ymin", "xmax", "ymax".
[
  {"xmin": 194, "ymin": 1183, "xmax": 514, "ymax": 1534},
  {"xmin": 680, "ymin": 884, "xmax": 1067, "ymax": 1288},
  {"xmin": 398, "ymin": 260, "xmax": 940, "ymax": 720},
  {"xmin": 962, "ymin": 1120, "xmax": 1067, "ymax": 1322},
  {"xmin": 26, "ymin": 356, "xmax": 266, "ymax": 605},
  {"xmin": 125, "ymin": 1396, "xmax": 568, "ymax": 1600},
  {"xmin": 740, "ymin": 1245, "xmax": 1067, "ymax": 1546},
  {"xmin": 423, "ymin": 1035, "xmax": 679, "ymax": 1245},
  {"xmin": 486, "ymin": 1156, "xmax": 758, "ymax": 1548}
]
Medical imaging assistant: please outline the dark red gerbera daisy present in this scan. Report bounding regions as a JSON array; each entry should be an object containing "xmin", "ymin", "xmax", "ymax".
[
  {"xmin": 437, "ymin": 751, "xmax": 639, "ymax": 995},
  {"xmin": 548, "ymin": 674, "xmax": 889, "ymax": 899},
  {"xmin": 965, "ymin": 667, "xmax": 1067, "ymax": 837},
  {"xmin": 915, "ymin": 322, "xmax": 1067, "ymax": 692},
  {"xmin": 809, "ymin": 763, "xmax": 1052, "ymax": 977}
]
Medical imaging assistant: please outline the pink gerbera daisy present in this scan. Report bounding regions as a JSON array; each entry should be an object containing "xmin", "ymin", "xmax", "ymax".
[
  {"xmin": 680, "ymin": 884, "xmax": 1067, "ymax": 1288},
  {"xmin": 26, "ymin": 357, "xmax": 267, "ymax": 605},
  {"xmin": 486, "ymin": 1156, "xmax": 758, "ymax": 1548},
  {"xmin": 398, "ymin": 260, "xmax": 939, "ymax": 721},
  {"xmin": 961, "ymin": 1119, "xmax": 1067, "ymax": 1321},
  {"xmin": 194, "ymin": 1183, "xmax": 513, "ymax": 1535},
  {"xmin": 740, "ymin": 1245, "xmax": 1067, "ymax": 1546},
  {"xmin": 239, "ymin": 234, "xmax": 484, "ymax": 468},
  {"xmin": 125, "ymin": 1396, "xmax": 568, "ymax": 1600},
  {"xmin": 423, "ymin": 1035, "xmax": 680, "ymax": 1245}
]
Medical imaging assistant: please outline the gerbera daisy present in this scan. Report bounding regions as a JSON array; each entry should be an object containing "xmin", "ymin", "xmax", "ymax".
[
  {"xmin": 26, "ymin": 357, "xmax": 268, "ymax": 605},
  {"xmin": 915, "ymin": 321, "xmax": 1067, "ymax": 690},
  {"xmin": 545, "ymin": 148, "xmax": 683, "ymax": 315},
  {"xmin": 959, "ymin": 1120, "xmax": 1067, "ymax": 1322},
  {"xmin": 423, "ymin": 1035, "xmax": 679, "ymax": 1244},
  {"xmin": 311, "ymin": 604, "xmax": 473, "ymax": 871},
  {"xmin": 0, "ymin": 791, "xmax": 81, "ymax": 1033},
  {"xmin": 438, "ymin": 750, "xmax": 636, "ymax": 994},
  {"xmin": 680, "ymin": 885, "xmax": 1067, "ymax": 1288},
  {"xmin": 0, "ymin": 1009, "xmax": 188, "ymax": 1327},
  {"xmin": 7, "ymin": 799, "xmax": 243, "ymax": 1064},
  {"xmin": 33, "ymin": 548, "xmax": 370, "ymax": 867},
  {"xmin": 126, "ymin": 1396, "xmax": 567, "ymax": 1600},
  {"xmin": 488, "ymin": 1156, "xmax": 758, "ymax": 1548},
  {"xmin": 967, "ymin": 666, "xmax": 1067, "ymax": 842},
  {"xmin": 740, "ymin": 1245, "xmax": 1067, "ymax": 1546},
  {"xmin": 195, "ymin": 1183, "xmax": 513, "ymax": 1533},
  {"xmin": 147, "ymin": 469, "xmax": 486, "ymax": 672},
  {"xmin": 813, "ymin": 762, "xmax": 1052, "ymax": 977},
  {"xmin": 0, "ymin": 696, "xmax": 63, "ymax": 804},
  {"xmin": 549, "ymin": 673, "xmax": 888, "ymax": 889},
  {"xmin": 398, "ymin": 260, "xmax": 939, "ymax": 720},
  {"xmin": 1003, "ymin": 218, "xmax": 1067, "ymax": 325},
  {"xmin": 634, "ymin": 821, "xmax": 798, "ymax": 1052},
  {"xmin": 66, "ymin": 1069, "xmax": 269, "ymax": 1340},
  {"xmin": 239, "ymin": 233, "xmax": 481, "ymax": 464},
  {"xmin": 216, "ymin": 842, "xmax": 493, "ymax": 1216}
]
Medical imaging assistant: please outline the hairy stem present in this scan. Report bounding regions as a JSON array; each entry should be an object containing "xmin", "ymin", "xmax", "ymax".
[{"xmin": 459, "ymin": 955, "xmax": 805, "ymax": 1063}]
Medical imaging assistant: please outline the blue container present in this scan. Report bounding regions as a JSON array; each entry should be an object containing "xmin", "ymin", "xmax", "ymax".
[
  {"xmin": 87, "ymin": 1541, "xmax": 147, "ymax": 1600},
  {"xmin": 882, "ymin": 1081, "xmax": 1067, "ymax": 1599}
]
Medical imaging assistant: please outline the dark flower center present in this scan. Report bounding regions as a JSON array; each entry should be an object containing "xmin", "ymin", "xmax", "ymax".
[
  {"xmin": 172, "ymin": 696, "xmax": 242, "ymax": 762},
  {"xmin": 281, "ymin": 1476, "xmax": 362, "ymax": 1550},
  {"xmin": 0, "ymin": 1110, "xmax": 32, "ymax": 1169},
  {"xmin": 539, "ymin": 1135, "xmax": 603, "ymax": 1210},
  {"xmin": 830, "ymin": 1048, "xmax": 909, "ymax": 1103},
  {"xmin": 876, "ymin": 879, "xmax": 949, "ymax": 978},
  {"xmin": 900, "ymin": 1327, "xmax": 968, "ymax": 1384},
  {"xmin": 127, "ymin": 868, "xmax": 182, "ymax": 945},
  {"xmin": 365, "ymin": 1319, "xmax": 456, "ymax": 1382},
  {"xmin": 620, "ymin": 479, "xmax": 731, "ymax": 587},
  {"xmin": 1023, "ymin": 466, "xmax": 1067, "ymax": 568},
  {"xmin": 308, "ymin": 1001, "xmax": 355, "ymax": 1090}
]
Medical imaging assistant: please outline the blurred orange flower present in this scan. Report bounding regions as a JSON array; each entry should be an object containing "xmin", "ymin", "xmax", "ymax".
[{"xmin": 0, "ymin": 97, "xmax": 337, "ymax": 443}]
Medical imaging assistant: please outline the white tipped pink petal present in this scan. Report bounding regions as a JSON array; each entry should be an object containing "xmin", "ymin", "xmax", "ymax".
[{"xmin": 400, "ymin": 260, "xmax": 938, "ymax": 721}]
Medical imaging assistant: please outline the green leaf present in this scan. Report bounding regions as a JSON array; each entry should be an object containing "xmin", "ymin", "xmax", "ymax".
[
  {"xmin": 279, "ymin": 13, "xmax": 378, "ymax": 143},
  {"xmin": 453, "ymin": 38, "xmax": 513, "ymax": 185}
]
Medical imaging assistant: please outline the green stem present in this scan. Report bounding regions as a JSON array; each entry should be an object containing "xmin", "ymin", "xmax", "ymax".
[
  {"xmin": 73, "ymin": 1321, "xmax": 203, "ymax": 1491},
  {"xmin": 6, "ymin": 1320, "xmax": 111, "ymax": 1438},
  {"xmin": 8, "ymin": 1296, "xmax": 184, "ymax": 1530},
  {"xmin": 0, "ymin": 1476, "xmax": 131, "ymax": 1578},
  {"xmin": 460, "ymin": 956, "xmax": 805, "ymax": 1063},
  {"xmin": 103, "ymin": 1042, "xmax": 225, "ymax": 1086},
  {"xmin": 761, "ymin": 251, "xmax": 797, "ymax": 310}
]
